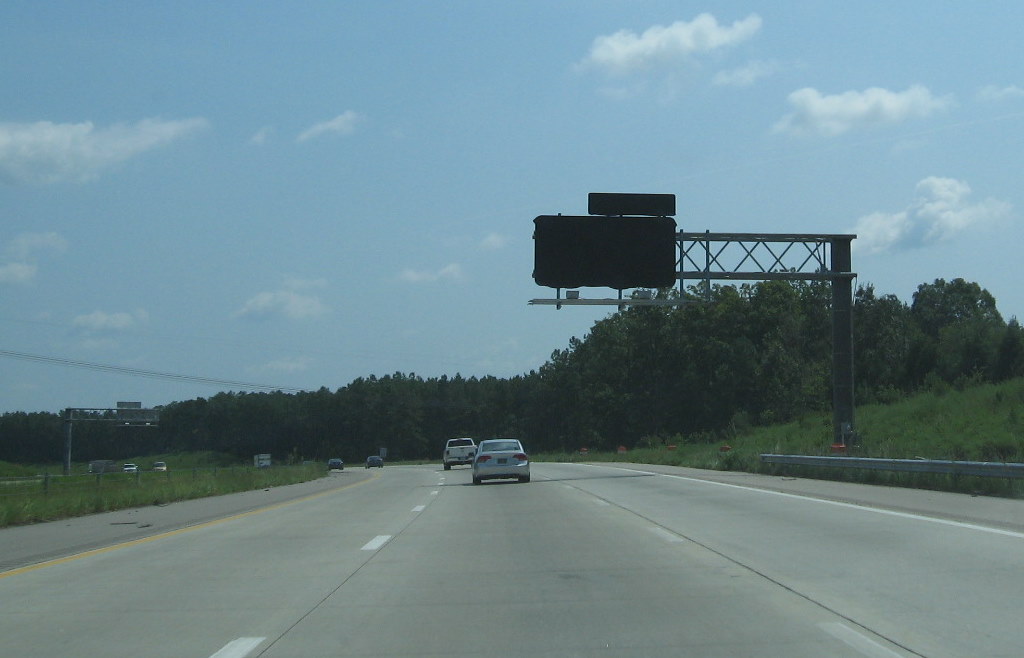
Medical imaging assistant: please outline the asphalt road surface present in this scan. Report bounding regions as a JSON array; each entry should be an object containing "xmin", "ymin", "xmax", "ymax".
[{"xmin": 2, "ymin": 463, "xmax": 1023, "ymax": 657}]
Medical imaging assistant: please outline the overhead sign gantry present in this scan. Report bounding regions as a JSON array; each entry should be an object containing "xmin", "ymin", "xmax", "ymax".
[
  {"xmin": 529, "ymin": 193, "xmax": 857, "ymax": 448},
  {"xmin": 62, "ymin": 401, "xmax": 160, "ymax": 475}
]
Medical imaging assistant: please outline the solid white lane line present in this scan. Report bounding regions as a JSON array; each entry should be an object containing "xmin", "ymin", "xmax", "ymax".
[
  {"xmin": 648, "ymin": 526, "xmax": 684, "ymax": 543},
  {"xmin": 361, "ymin": 535, "xmax": 392, "ymax": 551},
  {"xmin": 412, "ymin": 505, "xmax": 426, "ymax": 512},
  {"xmin": 819, "ymin": 623, "xmax": 903, "ymax": 657},
  {"xmin": 606, "ymin": 465, "xmax": 1024, "ymax": 540},
  {"xmin": 209, "ymin": 637, "xmax": 265, "ymax": 658}
]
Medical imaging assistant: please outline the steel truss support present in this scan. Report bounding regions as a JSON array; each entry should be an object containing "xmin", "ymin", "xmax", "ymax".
[{"xmin": 678, "ymin": 232, "xmax": 856, "ymax": 447}]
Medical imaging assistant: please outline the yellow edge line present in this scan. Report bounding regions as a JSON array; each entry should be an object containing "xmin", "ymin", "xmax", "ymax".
[{"xmin": 0, "ymin": 472, "xmax": 380, "ymax": 579}]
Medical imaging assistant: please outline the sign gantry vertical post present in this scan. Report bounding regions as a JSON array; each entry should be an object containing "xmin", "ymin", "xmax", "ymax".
[{"xmin": 830, "ymin": 237, "xmax": 856, "ymax": 447}]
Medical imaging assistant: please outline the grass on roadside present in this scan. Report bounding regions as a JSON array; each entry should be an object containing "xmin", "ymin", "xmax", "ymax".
[
  {"xmin": 533, "ymin": 378, "xmax": 1024, "ymax": 498},
  {"xmin": 0, "ymin": 463, "xmax": 323, "ymax": 528}
]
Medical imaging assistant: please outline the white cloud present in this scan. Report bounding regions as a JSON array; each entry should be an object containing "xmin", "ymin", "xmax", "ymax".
[
  {"xmin": 296, "ymin": 111, "xmax": 362, "ymax": 142},
  {"xmin": 7, "ymin": 231, "xmax": 68, "ymax": 260},
  {"xmin": 235, "ymin": 290, "xmax": 328, "ymax": 320},
  {"xmin": 851, "ymin": 177, "xmax": 1011, "ymax": 254},
  {"xmin": 479, "ymin": 233, "xmax": 508, "ymax": 250},
  {"xmin": 399, "ymin": 263, "xmax": 463, "ymax": 283},
  {"xmin": 0, "ymin": 262, "xmax": 36, "ymax": 284},
  {"xmin": 774, "ymin": 85, "xmax": 952, "ymax": 137},
  {"xmin": 914, "ymin": 176, "xmax": 1010, "ymax": 241},
  {"xmin": 713, "ymin": 60, "xmax": 779, "ymax": 87},
  {"xmin": 0, "ymin": 117, "xmax": 208, "ymax": 184},
  {"xmin": 236, "ymin": 276, "xmax": 330, "ymax": 320},
  {"xmin": 72, "ymin": 309, "xmax": 149, "ymax": 332},
  {"xmin": 849, "ymin": 211, "xmax": 912, "ymax": 256},
  {"xmin": 249, "ymin": 126, "xmax": 273, "ymax": 145},
  {"xmin": 1, "ymin": 231, "xmax": 68, "ymax": 285},
  {"xmin": 976, "ymin": 85, "xmax": 1024, "ymax": 102},
  {"xmin": 580, "ymin": 13, "xmax": 762, "ymax": 75}
]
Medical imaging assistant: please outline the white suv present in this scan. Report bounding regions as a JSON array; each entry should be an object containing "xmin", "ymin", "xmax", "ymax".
[{"xmin": 443, "ymin": 438, "xmax": 477, "ymax": 470}]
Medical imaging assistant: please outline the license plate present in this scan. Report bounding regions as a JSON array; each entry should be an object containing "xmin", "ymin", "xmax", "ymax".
[{"xmin": 497, "ymin": 458, "xmax": 507, "ymax": 464}]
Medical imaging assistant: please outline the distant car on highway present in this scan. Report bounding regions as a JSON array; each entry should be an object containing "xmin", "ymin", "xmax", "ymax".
[
  {"xmin": 152, "ymin": 461, "xmax": 167, "ymax": 472},
  {"xmin": 122, "ymin": 463, "xmax": 139, "ymax": 473},
  {"xmin": 365, "ymin": 456, "xmax": 384, "ymax": 468},
  {"xmin": 472, "ymin": 439, "xmax": 530, "ymax": 484},
  {"xmin": 327, "ymin": 458, "xmax": 344, "ymax": 470}
]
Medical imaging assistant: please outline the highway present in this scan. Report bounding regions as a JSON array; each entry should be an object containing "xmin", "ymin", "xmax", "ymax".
[{"xmin": 2, "ymin": 462, "xmax": 1024, "ymax": 657}]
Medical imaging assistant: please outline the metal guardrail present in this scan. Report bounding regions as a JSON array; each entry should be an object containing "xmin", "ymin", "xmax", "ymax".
[
  {"xmin": 0, "ymin": 468, "xmax": 238, "ymax": 498},
  {"xmin": 0, "ymin": 471, "xmax": 156, "ymax": 497},
  {"xmin": 760, "ymin": 454, "xmax": 1024, "ymax": 479}
]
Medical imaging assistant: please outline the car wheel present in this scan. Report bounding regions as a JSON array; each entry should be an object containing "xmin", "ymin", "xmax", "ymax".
[
  {"xmin": 444, "ymin": 463, "xmax": 451, "ymax": 470},
  {"xmin": 519, "ymin": 475, "xmax": 530, "ymax": 483},
  {"xmin": 472, "ymin": 476, "xmax": 481, "ymax": 485}
]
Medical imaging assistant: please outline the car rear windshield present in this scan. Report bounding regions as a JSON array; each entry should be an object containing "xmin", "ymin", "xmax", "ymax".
[
  {"xmin": 448, "ymin": 439, "xmax": 474, "ymax": 447},
  {"xmin": 481, "ymin": 441, "xmax": 521, "ymax": 452}
]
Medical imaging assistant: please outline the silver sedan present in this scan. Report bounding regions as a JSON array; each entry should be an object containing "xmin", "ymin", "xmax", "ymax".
[{"xmin": 472, "ymin": 438, "xmax": 530, "ymax": 484}]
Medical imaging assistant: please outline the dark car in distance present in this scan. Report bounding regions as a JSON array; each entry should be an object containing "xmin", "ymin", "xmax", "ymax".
[
  {"xmin": 327, "ymin": 458, "xmax": 344, "ymax": 470},
  {"xmin": 365, "ymin": 456, "xmax": 384, "ymax": 468}
]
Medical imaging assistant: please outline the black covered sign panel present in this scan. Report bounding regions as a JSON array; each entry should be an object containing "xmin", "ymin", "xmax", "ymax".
[
  {"xmin": 588, "ymin": 193, "xmax": 676, "ymax": 217},
  {"xmin": 533, "ymin": 215, "xmax": 677, "ymax": 289}
]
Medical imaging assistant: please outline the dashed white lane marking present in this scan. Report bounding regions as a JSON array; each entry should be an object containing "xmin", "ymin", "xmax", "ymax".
[
  {"xmin": 209, "ymin": 637, "xmax": 265, "ymax": 658},
  {"xmin": 431, "ymin": 490, "xmax": 439, "ymax": 495},
  {"xmin": 819, "ymin": 623, "xmax": 904, "ymax": 657},
  {"xmin": 648, "ymin": 526, "xmax": 684, "ymax": 543},
  {"xmin": 592, "ymin": 499, "xmax": 610, "ymax": 506},
  {"xmin": 412, "ymin": 505, "xmax": 426, "ymax": 512},
  {"xmin": 361, "ymin": 535, "xmax": 392, "ymax": 551}
]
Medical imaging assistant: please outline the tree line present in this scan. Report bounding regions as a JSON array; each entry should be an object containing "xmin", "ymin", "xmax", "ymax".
[{"xmin": 3, "ymin": 277, "xmax": 1021, "ymax": 465}]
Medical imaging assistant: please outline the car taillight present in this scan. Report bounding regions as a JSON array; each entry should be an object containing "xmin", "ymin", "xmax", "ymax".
[
  {"xmin": 513, "ymin": 453, "xmax": 528, "ymax": 460},
  {"xmin": 477, "ymin": 455, "xmax": 492, "ymax": 463}
]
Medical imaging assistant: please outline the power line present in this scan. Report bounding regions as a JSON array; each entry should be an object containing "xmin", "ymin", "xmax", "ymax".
[{"xmin": 0, "ymin": 349, "xmax": 307, "ymax": 394}]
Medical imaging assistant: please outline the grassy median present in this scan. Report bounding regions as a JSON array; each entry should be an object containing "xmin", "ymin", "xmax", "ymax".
[{"xmin": 0, "ymin": 462, "xmax": 323, "ymax": 527}]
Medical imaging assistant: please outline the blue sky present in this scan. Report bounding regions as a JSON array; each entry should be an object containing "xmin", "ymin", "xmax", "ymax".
[{"xmin": 3, "ymin": 2, "xmax": 1023, "ymax": 413}]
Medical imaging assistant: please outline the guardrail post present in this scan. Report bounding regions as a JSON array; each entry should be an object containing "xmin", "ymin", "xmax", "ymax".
[{"xmin": 43, "ymin": 472, "xmax": 50, "ymax": 495}]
